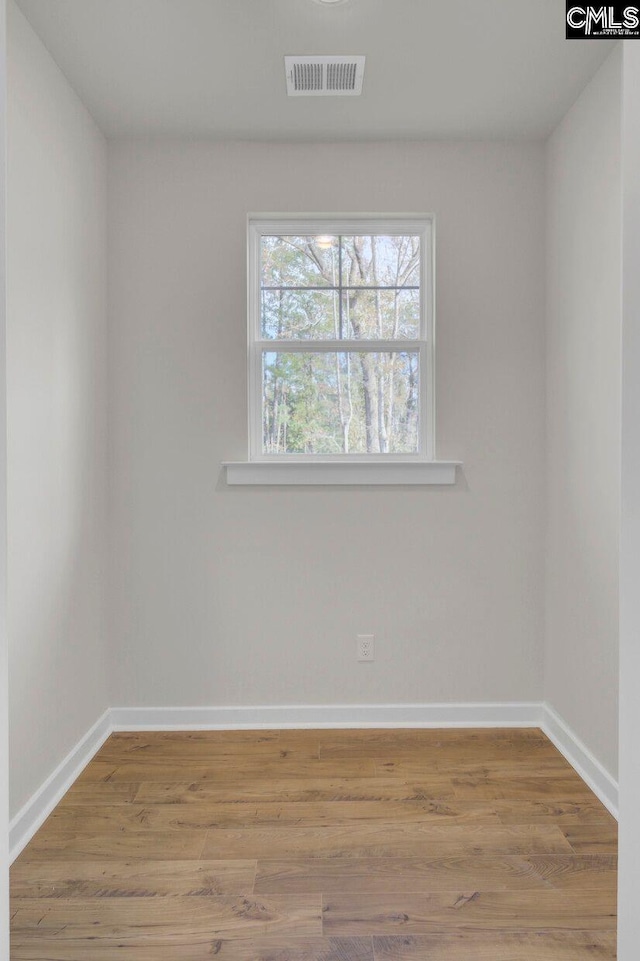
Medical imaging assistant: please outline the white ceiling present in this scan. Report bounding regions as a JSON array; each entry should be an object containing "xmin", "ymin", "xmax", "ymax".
[{"xmin": 15, "ymin": 0, "xmax": 615, "ymax": 141}]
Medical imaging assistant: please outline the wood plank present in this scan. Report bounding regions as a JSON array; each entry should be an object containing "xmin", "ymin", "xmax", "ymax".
[
  {"xmin": 98, "ymin": 732, "xmax": 320, "ymax": 761},
  {"xmin": 255, "ymin": 854, "xmax": 616, "ymax": 894},
  {"xmin": 104, "ymin": 730, "xmax": 284, "ymax": 747},
  {"xmin": 493, "ymin": 799, "xmax": 617, "ymax": 826},
  {"xmin": 10, "ymin": 859, "xmax": 256, "ymax": 898},
  {"xmin": 452, "ymin": 775, "xmax": 596, "ymax": 800},
  {"xmin": 562, "ymin": 822, "xmax": 618, "ymax": 854},
  {"xmin": 363, "ymin": 750, "xmax": 545, "ymax": 765},
  {"xmin": 198, "ymin": 937, "xmax": 374, "ymax": 961},
  {"xmin": 41, "ymin": 798, "xmax": 502, "ymax": 832},
  {"xmin": 17, "ymin": 829, "xmax": 208, "ymax": 862},
  {"xmin": 202, "ymin": 823, "xmax": 573, "ymax": 860},
  {"xmin": 525, "ymin": 855, "xmax": 617, "ymax": 891},
  {"xmin": 323, "ymin": 890, "xmax": 617, "ymax": 935},
  {"xmin": 372, "ymin": 931, "xmax": 617, "ymax": 960},
  {"xmin": 316, "ymin": 728, "xmax": 547, "ymax": 744},
  {"xmin": 132, "ymin": 776, "xmax": 457, "ymax": 804},
  {"xmin": 10, "ymin": 894, "xmax": 322, "ymax": 942},
  {"xmin": 123, "ymin": 730, "xmax": 287, "ymax": 741},
  {"xmin": 58, "ymin": 780, "xmax": 141, "ymax": 805},
  {"xmin": 10, "ymin": 936, "xmax": 373, "ymax": 961},
  {"xmin": 256, "ymin": 856, "xmax": 550, "ymax": 894},
  {"xmin": 377, "ymin": 757, "xmax": 575, "ymax": 778},
  {"xmin": 76, "ymin": 757, "xmax": 378, "ymax": 783},
  {"xmin": 320, "ymin": 732, "xmax": 559, "ymax": 760}
]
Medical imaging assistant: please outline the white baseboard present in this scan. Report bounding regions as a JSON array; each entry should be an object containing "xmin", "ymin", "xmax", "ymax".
[
  {"xmin": 109, "ymin": 701, "xmax": 543, "ymax": 731},
  {"xmin": 9, "ymin": 709, "xmax": 112, "ymax": 863},
  {"xmin": 9, "ymin": 699, "xmax": 619, "ymax": 862},
  {"xmin": 541, "ymin": 702, "xmax": 619, "ymax": 819}
]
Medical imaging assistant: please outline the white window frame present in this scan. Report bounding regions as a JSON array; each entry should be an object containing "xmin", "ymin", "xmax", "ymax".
[{"xmin": 247, "ymin": 214, "xmax": 436, "ymax": 463}]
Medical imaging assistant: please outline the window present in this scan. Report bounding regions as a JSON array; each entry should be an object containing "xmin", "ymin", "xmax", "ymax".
[{"xmin": 248, "ymin": 216, "xmax": 435, "ymax": 462}]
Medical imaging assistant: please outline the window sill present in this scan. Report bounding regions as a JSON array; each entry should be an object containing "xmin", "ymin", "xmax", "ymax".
[{"xmin": 223, "ymin": 460, "xmax": 460, "ymax": 486}]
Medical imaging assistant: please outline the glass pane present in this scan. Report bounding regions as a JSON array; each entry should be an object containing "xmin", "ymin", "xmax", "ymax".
[
  {"xmin": 262, "ymin": 351, "xmax": 420, "ymax": 455},
  {"xmin": 340, "ymin": 235, "xmax": 420, "ymax": 288},
  {"xmin": 342, "ymin": 288, "xmax": 420, "ymax": 339},
  {"xmin": 261, "ymin": 235, "xmax": 338, "ymax": 288},
  {"xmin": 261, "ymin": 289, "xmax": 339, "ymax": 339}
]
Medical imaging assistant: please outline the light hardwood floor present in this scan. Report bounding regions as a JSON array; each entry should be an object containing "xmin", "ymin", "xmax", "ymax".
[{"xmin": 10, "ymin": 728, "xmax": 617, "ymax": 960}]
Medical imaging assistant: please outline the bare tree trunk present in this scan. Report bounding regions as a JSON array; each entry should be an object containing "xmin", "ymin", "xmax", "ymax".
[
  {"xmin": 273, "ymin": 370, "xmax": 280, "ymax": 452},
  {"xmin": 387, "ymin": 239, "xmax": 420, "ymax": 450},
  {"xmin": 344, "ymin": 351, "xmax": 353, "ymax": 451},
  {"xmin": 360, "ymin": 352, "xmax": 379, "ymax": 453},
  {"xmin": 281, "ymin": 383, "xmax": 287, "ymax": 452},
  {"xmin": 306, "ymin": 354, "xmax": 314, "ymax": 454},
  {"xmin": 345, "ymin": 294, "xmax": 378, "ymax": 452},
  {"xmin": 331, "ymin": 251, "xmax": 351, "ymax": 453},
  {"xmin": 387, "ymin": 291, "xmax": 401, "ymax": 449},
  {"xmin": 371, "ymin": 237, "xmax": 388, "ymax": 453},
  {"xmin": 348, "ymin": 238, "xmax": 378, "ymax": 452},
  {"xmin": 407, "ymin": 353, "xmax": 418, "ymax": 448}
]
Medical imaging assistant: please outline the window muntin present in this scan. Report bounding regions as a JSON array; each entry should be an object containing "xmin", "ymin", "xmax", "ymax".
[
  {"xmin": 248, "ymin": 217, "xmax": 434, "ymax": 461},
  {"xmin": 260, "ymin": 234, "xmax": 421, "ymax": 341}
]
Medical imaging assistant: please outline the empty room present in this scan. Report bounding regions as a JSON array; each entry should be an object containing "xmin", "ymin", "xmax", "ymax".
[{"xmin": 1, "ymin": 0, "xmax": 640, "ymax": 958}]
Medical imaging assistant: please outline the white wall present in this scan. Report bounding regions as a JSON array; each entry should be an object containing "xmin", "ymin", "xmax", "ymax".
[
  {"xmin": 0, "ymin": 0, "xmax": 8, "ymax": 952},
  {"xmin": 617, "ymin": 41, "xmax": 640, "ymax": 961},
  {"xmin": 7, "ymin": 0, "xmax": 109, "ymax": 816},
  {"xmin": 544, "ymin": 48, "xmax": 622, "ymax": 779},
  {"xmin": 108, "ymin": 140, "xmax": 546, "ymax": 710}
]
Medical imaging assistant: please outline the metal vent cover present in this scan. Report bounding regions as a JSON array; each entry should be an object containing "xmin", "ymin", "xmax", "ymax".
[{"xmin": 285, "ymin": 56, "xmax": 365, "ymax": 96}]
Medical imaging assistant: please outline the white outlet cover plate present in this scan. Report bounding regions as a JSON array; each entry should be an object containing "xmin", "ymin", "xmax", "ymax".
[{"xmin": 357, "ymin": 634, "xmax": 375, "ymax": 661}]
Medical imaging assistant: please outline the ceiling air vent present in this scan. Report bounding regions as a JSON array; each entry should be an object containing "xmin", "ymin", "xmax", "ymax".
[{"xmin": 285, "ymin": 56, "xmax": 365, "ymax": 97}]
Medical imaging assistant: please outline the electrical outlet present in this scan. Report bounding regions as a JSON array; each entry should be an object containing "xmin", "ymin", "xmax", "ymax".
[{"xmin": 357, "ymin": 634, "xmax": 375, "ymax": 661}]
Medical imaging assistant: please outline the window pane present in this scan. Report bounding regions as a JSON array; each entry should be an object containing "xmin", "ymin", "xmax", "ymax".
[
  {"xmin": 262, "ymin": 351, "xmax": 420, "ymax": 455},
  {"xmin": 340, "ymin": 235, "xmax": 420, "ymax": 288},
  {"xmin": 261, "ymin": 289, "xmax": 339, "ymax": 339},
  {"xmin": 342, "ymin": 288, "xmax": 420, "ymax": 339},
  {"xmin": 261, "ymin": 235, "xmax": 338, "ymax": 288}
]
